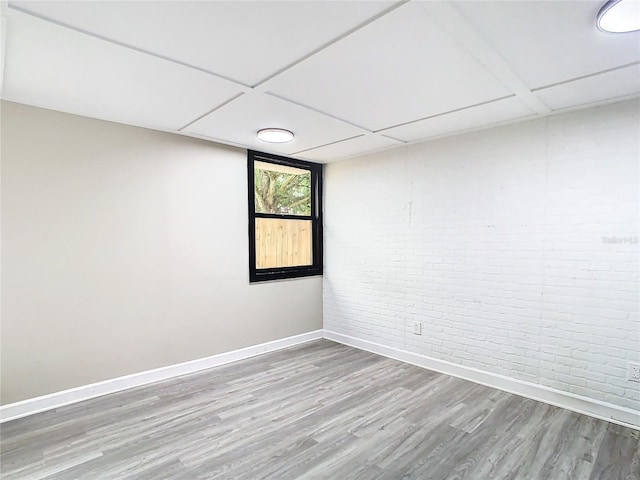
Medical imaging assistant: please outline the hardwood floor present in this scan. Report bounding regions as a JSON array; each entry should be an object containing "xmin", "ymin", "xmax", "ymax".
[{"xmin": 1, "ymin": 340, "xmax": 638, "ymax": 479}]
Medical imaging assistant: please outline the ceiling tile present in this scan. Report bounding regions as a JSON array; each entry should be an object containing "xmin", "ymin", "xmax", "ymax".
[
  {"xmin": 382, "ymin": 97, "xmax": 536, "ymax": 142},
  {"xmin": 454, "ymin": 1, "xmax": 640, "ymax": 89},
  {"xmin": 296, "ymin": 135, "xmax": 402, "ymax": 163},
  {"xmin": 4, "ymin": 0, "xmax": 636, "ymax": 162},
  {"xmin": 534, "ymin": 64, "xmax": 640, "ymax": 111},
  {"xmin": 1, "ymin": 10, "xmax": 242, "ymax": 131},
  {"xmin": 264, "ymin": 2, "xmax": 512, "ymax": 132},
  {"xmin": 9, "ymin": 0, "xmax": 398, "ymax": 86},
  {"xmin": 185, "ymin": 93, "xmax": 365, "ymax": 156}
]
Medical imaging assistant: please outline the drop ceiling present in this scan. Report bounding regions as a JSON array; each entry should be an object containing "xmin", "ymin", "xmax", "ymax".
[{"xmin": 1, "ymin": 1, "xmax": 638, "ymax": 163}]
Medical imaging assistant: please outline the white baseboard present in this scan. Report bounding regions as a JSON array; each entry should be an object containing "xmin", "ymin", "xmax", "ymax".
[
  {"xmin": 0, "ymin": 330, "xmax": 323, "ymax": 423},
  {"xmin": 5, "ymin": 328, "xmax": 638, "ymax": 430},
  {"xmin": 323, "ymin": 330, "xmax": 640, "ymax": 430}
]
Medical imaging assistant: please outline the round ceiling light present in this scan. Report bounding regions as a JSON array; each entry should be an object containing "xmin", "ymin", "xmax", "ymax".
[
  {"xmin": 597, "ymin": 0, "xmax": 640, "ymax": 33},
  {"xmin": 257, "ymin": 128, "xmax": 294, "ymax": 143}
]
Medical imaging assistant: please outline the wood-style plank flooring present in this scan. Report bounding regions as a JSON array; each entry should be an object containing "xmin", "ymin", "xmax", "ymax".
[{"xmin": 1, "ymin": 340, "xmax": 639, "ymax": 479}]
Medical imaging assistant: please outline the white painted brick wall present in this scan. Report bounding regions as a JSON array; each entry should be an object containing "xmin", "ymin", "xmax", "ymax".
[{"xmin": 324, "ymin": 100, "xmax": 640, "ymax": 411}]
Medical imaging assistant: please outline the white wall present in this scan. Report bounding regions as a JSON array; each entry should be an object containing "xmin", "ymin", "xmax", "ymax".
[
  {"xmin": 1, "ymin": 101, "xmax": 322, "ymax": 404},
  {"xmin": 324, "ymin": 99, "xmax": 640, "ymax": 412}
]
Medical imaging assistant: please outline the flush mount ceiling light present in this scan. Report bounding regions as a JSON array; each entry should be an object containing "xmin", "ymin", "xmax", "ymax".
[
  {"xmin": 597, "ymin": 0, "xmax": 640, "ymax": 33},
  {"xmin": 257, "ymin": 128, "xmax": 294, "ymax": 143}
]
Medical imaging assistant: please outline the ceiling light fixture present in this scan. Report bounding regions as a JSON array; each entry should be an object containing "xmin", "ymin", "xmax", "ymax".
[
  {"xmin": 597, "ymin": 0, "xmax": 640, "ymax": 33},
  {"xmin": 257, "ymin": 128, "xmax": 294, "ymax": 143}
]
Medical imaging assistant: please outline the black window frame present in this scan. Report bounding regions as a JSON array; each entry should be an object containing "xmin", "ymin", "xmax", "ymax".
[{"xmin": 248, "ymin": 150, "xmax": 323, "ymax": 283}]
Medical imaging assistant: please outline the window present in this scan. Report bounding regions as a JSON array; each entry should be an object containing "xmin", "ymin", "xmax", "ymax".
[{"xmin": 248, "ymin": 150, "xmax": 323, "ymax": 282}]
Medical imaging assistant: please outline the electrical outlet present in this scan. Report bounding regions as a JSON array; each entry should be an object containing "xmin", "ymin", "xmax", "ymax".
[
  {"xmin": 628, "ymin": 363, "xmax": 640, "ymax": 383},
  {"xmin": 413, "ymin": 321, "xmax": 422, "ymax": 335}
]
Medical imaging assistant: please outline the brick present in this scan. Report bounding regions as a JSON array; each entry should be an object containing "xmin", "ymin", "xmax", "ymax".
[{"xmin": 323, "ymin": 100, "xmax": 640, "ymax": 412}]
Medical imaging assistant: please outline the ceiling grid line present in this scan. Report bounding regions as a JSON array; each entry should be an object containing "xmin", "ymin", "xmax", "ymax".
[
  {"xmin": 263, "ymin": 91, "xmax": 372, "ymax": 133},
  {"xmin": 532, "ymin": 60, "xmax": 640, "ymax": 92},
  {"xmin": 291, "ymin": 134, "xmax": 366, "ymax": 155},
  {"xmin": 178, "ymin": 93, "xmax": 245, "ymax": 132},
  {"xmin": 7, "ymin": 2, "xmax": 252, "ymax": 91},
  {"xmin": 374, "ymin": 95, "xmax": 518, "ymax": 133},
  {"xmin": 420, "ymin": 2, "xmax": 552, "ymax": 116},
  {"xmin": 252, "ymin": 0, "xmax": 410, "ymax": 90}
]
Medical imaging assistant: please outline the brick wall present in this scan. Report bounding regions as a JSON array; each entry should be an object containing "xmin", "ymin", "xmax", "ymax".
[{"xmin": 323, "ymin": 99, "xmax": 640, "ymax": 410}]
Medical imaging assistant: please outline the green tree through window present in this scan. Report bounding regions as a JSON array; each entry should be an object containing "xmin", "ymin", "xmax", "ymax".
[{"xmin": 254, "ymin": 161, "xmax": 311, "ymax": 216}]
